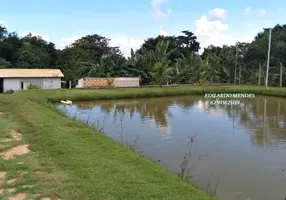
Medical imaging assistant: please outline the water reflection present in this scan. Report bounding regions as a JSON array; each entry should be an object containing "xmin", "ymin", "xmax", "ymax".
[
  {"xmin": 76, "ymin": 96, "xmax": 286, "ymax": 149},
  {"xmin": 78, "ymin": 99, "xmax": 175, "ymax": 130},
  {"xmin": 58, "ymin": 95, "xmax": 286, "ymax": 200}
]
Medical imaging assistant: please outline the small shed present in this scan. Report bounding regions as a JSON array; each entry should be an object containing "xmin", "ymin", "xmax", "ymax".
[
  {"xmin": 0, "ymin": 68, "xmax": 64, "ymax": 93},
  {"xmin": 114, "ymin": 77, "xmax": 140, "ymax": 88},
  {"xmin": 76, "ymin": 77, "xmax": 140, "ymax": 88}
]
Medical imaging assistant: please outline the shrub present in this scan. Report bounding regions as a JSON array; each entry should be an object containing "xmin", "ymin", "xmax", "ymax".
[
  {"xmin": 106, "ymin": 78, "xmax": 115, "ymax": 88},
  {"xmin": 6, "ymin": 89, "xmax": 14, "ymax": 94},
  {"xmin": 199, "ymin": 78, "xmax": 207, "ymax": 86},
  {"xmin": 27, "ymin": 83, "xmax": 40, "ymax": 90}
]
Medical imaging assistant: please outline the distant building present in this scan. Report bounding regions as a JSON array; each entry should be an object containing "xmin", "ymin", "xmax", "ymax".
[
  {"xmin": 0, "ymin": 68, "xmax": 64, "ymax": 93},
  {"xmin": 76, "ymin": 77, "xmax": 140, "ymax": 88}
]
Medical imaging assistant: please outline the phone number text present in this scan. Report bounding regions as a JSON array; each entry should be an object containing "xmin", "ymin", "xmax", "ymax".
[{"xmin": 210, "ymin": 100, "xmax": 240, "ymax": 105}]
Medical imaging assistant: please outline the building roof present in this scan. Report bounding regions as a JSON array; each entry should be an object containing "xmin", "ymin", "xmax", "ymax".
[{"xmin": 0, "ymin": 69, "xmax": 64, "ymax": 78}]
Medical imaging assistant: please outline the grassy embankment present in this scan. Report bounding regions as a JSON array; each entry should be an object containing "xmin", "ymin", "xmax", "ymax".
[{"xmin": 1, "ymin": 85, "xmax": 286, "ymax": 200}]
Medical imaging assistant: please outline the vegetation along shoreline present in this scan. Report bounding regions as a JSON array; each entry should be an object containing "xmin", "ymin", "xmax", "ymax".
[{"xmin": 1, "ymin": 85, "xmax": 286, "ymax": 199}]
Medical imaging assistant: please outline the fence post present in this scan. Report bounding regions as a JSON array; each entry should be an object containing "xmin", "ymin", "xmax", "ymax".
[
  {"xmin": 258, "ymin": 63, "xmax": 261, "ymax": 85},
  {"xmin": 69, "ymin": 81, "xmax": 71, "ymax": 89},
  {"xmin": 280, "ymin": 62, "xmax": 283, "ymax": 87},
  {"xmin": 239, "ymin": 64, "xmax": 242, "ymax": 84}
]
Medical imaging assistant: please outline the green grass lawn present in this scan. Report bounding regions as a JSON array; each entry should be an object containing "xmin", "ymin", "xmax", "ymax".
[{"xmin": 1, "ymin": 85, "xmax": 286, "ymax": 200}]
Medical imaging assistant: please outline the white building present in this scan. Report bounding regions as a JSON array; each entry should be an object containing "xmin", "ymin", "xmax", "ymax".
[
  {"xmin": 75, "ymin": 77, "xmax": 140, "ymax": 88},
  {"xmin": 0, "ymin": 68, "xmax": 64, "ymax": 93}
]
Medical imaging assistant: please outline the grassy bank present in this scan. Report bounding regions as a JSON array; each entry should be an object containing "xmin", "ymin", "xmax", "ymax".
[
  {"xmin": 18, "ymin": 85, "xmax": 286, "ymax": 103},
  {"xmin": 1, "ymin": 85, "xmax": 286, "ymax": 200},
  {"xmin": 0, "ymin": 86, "xmax": 220, "ymax": 200}
]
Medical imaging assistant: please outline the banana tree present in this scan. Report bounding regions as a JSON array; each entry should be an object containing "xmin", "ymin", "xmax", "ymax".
[
  {"xmin": 103, "ymin": 56, "xmax": 127, "ymax": 76},
  {"xmin": 175, "ymin": 53, "xmax": 204, "ymax": 84},
  {"xmin": 147, "ymin": 40, "xmax": 176, "ymax": 85},
  {"xmin": 203, "ymin": 55, "xmax": 221, "ymax": 83},
  {"xmin": 149, "ymin": 62, "xmax": 173, "ymax": 87},
  {"xmin": 77, "ymin": 61, "xmax": 105, "ymax": 78},
  {"xmin": 125, "ymin": 48, "xmax": 149, "ymax": 84},
  {"xmin": 153, "ymin": 40, "xmax": 176, "ymax": 63}
]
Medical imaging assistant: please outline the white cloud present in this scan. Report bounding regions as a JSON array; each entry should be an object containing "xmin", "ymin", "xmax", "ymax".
[
  {"xmin": 159, "ymin": 26, "xmax": 168, "ymax": 36},
  {"xmin": 22, "ymin": 32, "xmax": 50, "ymax": 41},
  {"xmin": 195, "ymin": 16, "xmax": 228, "ymax": 37},
  {"xmin": 151, "ymin": 0, "xmax": 171, "ymax": 20},
  {"xmin": 207, "ymin": 8, "xmax": 227, "ymax": 21},
  {"xmin": 151, "ymin": 0, "xmax": 168, "ymax": 9},
  {"xmin": 257, "ymin": 9, "xmax": 266, "ymax": 15},
  {"xmin": 276, "ymin": 8, "xmax": 286, "ymax": 12},
  {"xmin": 0, "ymin": 19, "xmax": 6, "ymax": 25},
  {"xmin": 195, "ymin": 10, "xmax": 253, "ymax": 53},
  {"xmin": 55, "ymin": 36, "xmax": 80, "ymax": 49},
  {"xmin": 244, "ymin": 7, "xmax": 266, "ymax": 16},
  {"xmin": 205, "ymin": 34, "xmax": 253, "ymax": 48},
  {"xmin": 244, "ymin": 7, "xmax": 252, "ymax": 15},
  {"xmin": 109, "ymin": 37, "xmax": 144, "ymax": 57}
]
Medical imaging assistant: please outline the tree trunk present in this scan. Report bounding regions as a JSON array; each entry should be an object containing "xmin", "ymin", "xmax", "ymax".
[
  {"xmin": 258, "ymin": 63, "xmax": 261, "ymax": 85},
  {"xmin": 234, "ymin": 44, "xmax": 238, "ymax": 85},
  {"xmin": 239, "ymin": 64, "xmax": 242, "ymax": 84},
  {"xmin": 280, "ymin": 62, "xmax": 283, "ymax": 87}
]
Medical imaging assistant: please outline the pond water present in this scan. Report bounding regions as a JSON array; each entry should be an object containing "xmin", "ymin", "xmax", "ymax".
[{"xmin": 57, "ymin": 95, "xmax": 286, "ymax": 200}]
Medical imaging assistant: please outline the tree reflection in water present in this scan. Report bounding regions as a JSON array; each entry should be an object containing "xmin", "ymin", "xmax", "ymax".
[{"xmin": 76, "ymin": 96, "xmax": 286, "ymax": 149}]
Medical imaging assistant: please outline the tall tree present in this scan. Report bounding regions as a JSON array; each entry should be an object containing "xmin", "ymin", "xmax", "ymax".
[
  {"xmin": 57, "ymin": 46, "xmax": 93, "ymax": 85},
  {"xmin": 0, "ymin": 32, "xmax": 22, "ymax": 63},
  {"xmin": 15, "ymin": 42, "xmax": 52, "ymax": 68},
  {"xmin": 137, "ymin": 31, "xmax": 200, "ymax": 63},
  {"xmin": 0, "ymin": 25, "xmax": 7, "ymax": 40},
  {"xmin": 72, "ymin": 34, "xmax": 123, "ymax": 62},
  {"xmin": 176, "ymin": 30, "xmax": 200, "ymax": 55},
  {"xmin": 0, "ymin": 57, "xmax": 11, "ymax": 68},
  {"xmin": 149, "ymin": 40, "xmax": 174, "ymax": 87},
  {"xmin": 244, "ymin": 24, "xmax": 286, "ymax": 86},
  {"xmin": 21, "ymin": 33, "xmax": 58, "ymax": 66}
]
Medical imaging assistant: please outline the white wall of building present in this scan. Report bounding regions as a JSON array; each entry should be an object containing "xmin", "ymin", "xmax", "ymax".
[
  {"xmin": 43, "ymin": 78, "xmax": 61, "ymax": 89},
  {"xmin": 3, "ymin": 77, "xmax": 62, "ymax": 92},
  {"xmin": 75, "ymin": 78, "xmax": 84, "ymax": 88},
  {"xmin": 114, "ymin": 77, "xmax": 140, "ymax": 87},
  {"xmin": 74, "ymin": 77, "xmax": 140, "ymax": 88}
]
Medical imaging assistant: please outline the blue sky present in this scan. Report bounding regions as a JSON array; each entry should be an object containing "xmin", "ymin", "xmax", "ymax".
[{"xmin": 1, "ymin": 0, "xmax": 286, "ymax": 56}]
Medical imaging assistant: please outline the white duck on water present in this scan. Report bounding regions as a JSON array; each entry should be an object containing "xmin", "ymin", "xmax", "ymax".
[{"xmin": 61, "ymin": 100, "xmax": 72, "ymax": 106}]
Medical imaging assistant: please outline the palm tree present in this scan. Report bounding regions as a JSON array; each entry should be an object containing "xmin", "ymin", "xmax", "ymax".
[
  {"xmin": 103, "ymin": 56, "xmax": 127, "ymax": 77},
  {"xmin": 150, "ymin": 40, "xmax": 177, "ymax": 68},
  {"xmin": 77, "ymin": 61, "xmax": 105, "ymax": 78},
  {"xmin": 125, "ymin": 49, "xmax": 149, "ymax": 84},
  {"xmin": 148, "ymin": 40, "xmax": 176, "ymax": 86},
  {"xmin": 175, "ymin": 52, "xmax": 204, "ymax": 84},
  {"xmin": 201, "ymin": 55, "xmax": 221, "ymax": 83},
  {"xmin": 149, "ymin": 62, "xmax": 172, "ymax": 87}
]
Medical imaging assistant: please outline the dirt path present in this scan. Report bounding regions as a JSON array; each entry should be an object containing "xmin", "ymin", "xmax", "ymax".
[{"xmin": 0, "ymin": 113, "xmax": 62, "ymax": 200}]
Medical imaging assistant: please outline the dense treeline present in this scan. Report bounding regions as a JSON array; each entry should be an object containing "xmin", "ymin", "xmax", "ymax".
[{"xmin": 0, "ymin": 24, "xmax": 286, "ymax": 87}]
